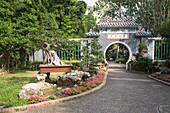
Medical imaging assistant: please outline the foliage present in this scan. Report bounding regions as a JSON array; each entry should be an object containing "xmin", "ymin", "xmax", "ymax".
[
  {"xmin": 49, "ymin": 95, "xmax": 56, "ymax": 100},
  {"xmin": 28, "ymin": 96, "xmax": 44, "ymax": 104},
  {"xmin": 151, "ymin": 73, "xmax": 170, "ymax": 83},
  {"xmin": 115, "ymin": 58, "xmax": 125, "ymax": 62},
  {"xmin": 83, "ymin": 11, "xmax": 97, "ymax": 35},
  {"xmin": 159, "ymin": 19, "xmax": 170, "ymax": 44},
  {"xmin": 138, "ymin": 43, "xmax": 148, "ymax": 57},
  {"xmin": 0, "ymin": 0, "xmax": 88, "ymax": 72},
  {"xmin": 63, "ymin": 86, "xmax": 82, "ymax": 95},
  {"xmin": 4, "ymin": 98, "xmax": 28, "ymax": 108},
  {"xmin": 0, "ymin": 71, "xmax": 61, "ymax": 107},
  {"xmin": 27, "ymin": 61, "xmax": 44, "ymax": 71},
  {"xmin": 81, "ymin": 38, "xmax": 104, "ymax": 69},
  {"xmin": 105, "ymin": 43, "xmax": 129, "ymax": 62},
  {"xmin": 132, "ymin": 57, "xmax": 153, "ymax": 72},
  {"xmin": 94, "ymin": 0, "xmax": 170, "ymax": 37},
  {"xmin": 165, "ymin": 57, "xmax": 170, "ymax": 68},
  {"xmin": 62, "ymin": 60, "xmax": 81, "ymax": 70},
  {"xmin": 62, "ymin": 70, "xmax": 105, "ymax": 95}
]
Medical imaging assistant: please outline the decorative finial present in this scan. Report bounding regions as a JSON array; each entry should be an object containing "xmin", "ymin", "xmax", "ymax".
[
  {"xmin": 138, "ymin": 26, "xmax": 142, "ymax": 31},
  {"xmin": 90, "ymin": 29, "xmax": 92, "ymax": 33},
  {"xmin": 124, "ymin": 17, "xmax": 127, "ymax": 22},
  {"xmin": 127, "ymin": 16, "xmax": 131, "ymax": 22}
]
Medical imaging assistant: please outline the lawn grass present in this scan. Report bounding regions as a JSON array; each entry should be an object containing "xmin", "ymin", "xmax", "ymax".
[{"xmin": 0, "ymin": 70, "xmax": 64, "ymax": 107}]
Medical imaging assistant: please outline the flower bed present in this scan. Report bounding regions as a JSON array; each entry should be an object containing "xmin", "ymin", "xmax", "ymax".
[
  {"xmin": 151, "ymin": 72, "xmax": 170, "ymax": 83},
  {"xmin": 62, "ymin": 70, "xmax": 105, "ymax": 95},
  {"xmin": 0, "ymin": 69, "xmax": 106, "ymax": 110},
  {"xmin": 28, "ymin": 96, "xmax": 44, "ymax": 104}
]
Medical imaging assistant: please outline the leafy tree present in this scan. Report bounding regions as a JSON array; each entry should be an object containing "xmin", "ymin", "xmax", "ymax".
[
  {"xmin": 54, "ymin": 0, "xmax": 87, "ymax": 38},
  {"xmin": 94, "ymin": 0, "xmax": 170, "ymax": 37},
  {"xmin": 159, "ymin": 19, "xmax": 170, "ymax": 44},
  {"xmin": 0, "ymin": 0, "xmax": 88, "ymax": 72},
  {"xmin": 81, "ymin": 38, "xmax": 104, "ymax": 69},
  {"xmin": 83, "ymin": 12, "xmax": 97, "ymax": 35}
]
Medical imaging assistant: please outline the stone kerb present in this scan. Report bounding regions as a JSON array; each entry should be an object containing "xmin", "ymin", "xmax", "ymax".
[
  {"xmin": 0, "ymin": 70, "xmax": 108, "ymax": 113},
  {"xmin": 148, "ymin": 75, "xmax": 170, "ymax": 86}
]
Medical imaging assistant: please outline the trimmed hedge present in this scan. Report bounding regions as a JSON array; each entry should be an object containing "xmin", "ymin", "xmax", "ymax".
[
  {"xmin": 27, "ymin": 61, "xmax": 44, "ymax": 71},
  {"xmin": 62, "ymin": 60, "xmax": 81, "ymax": 70}
]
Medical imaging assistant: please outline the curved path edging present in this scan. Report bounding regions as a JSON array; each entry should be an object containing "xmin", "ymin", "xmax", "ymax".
[
  {"xmin": 148, "ymin": 75, "xmax": 170, "ymax": 86},
  {"xmin": 0, "ymin": 71, "xmax": 108, "ymax": 113}
]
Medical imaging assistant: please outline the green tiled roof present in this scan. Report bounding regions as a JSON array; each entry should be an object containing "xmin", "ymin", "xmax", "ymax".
[
  {"xmin": 97, "ymin": 22, "xmax": 139, "ymax": 28},
  {"xmin": 135, "ymin": 32, "xmax": 151, "ymax": 37},
  {"xmin": 85, "ymin": 32, "xmax": 100, "ymax": 37}
]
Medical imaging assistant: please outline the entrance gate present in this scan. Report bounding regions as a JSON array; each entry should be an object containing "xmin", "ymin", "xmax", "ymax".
[{"xmin": 154, "ymin": 40, "xmax": 170, "ymax": 60}]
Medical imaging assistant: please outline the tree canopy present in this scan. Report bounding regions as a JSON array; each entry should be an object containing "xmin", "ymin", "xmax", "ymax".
[
  {"xmin": 0, "ymin": 0, "xmax": 90, "ymax": 72},
  {"xmin": 94, "ymin": 0, "xmax": 170, "ymax": 37}
]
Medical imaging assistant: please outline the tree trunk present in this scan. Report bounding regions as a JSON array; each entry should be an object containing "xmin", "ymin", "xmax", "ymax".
[
  {"xmin": 7, "ymin": 55, "xmax": 10, "ymax": 72},
  {"xmin": 16, "ymin": 60, "xmax": 18, "ymax": 68},
  {"xmin": 33, "ymin": 50, "xmax": 35, "ymax": 62},
  {"xmin": 2, "ymin": 53, "xmax": 10, "ymax": 72},
  {"xmin": 43, "ymin": 50, "xmax": 45, "ymax": 64}
]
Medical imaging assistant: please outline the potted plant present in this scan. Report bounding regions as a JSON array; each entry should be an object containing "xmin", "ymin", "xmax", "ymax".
[{"xmin": 115, "ymin": 58, "xmax": 125, "ymax": 64}]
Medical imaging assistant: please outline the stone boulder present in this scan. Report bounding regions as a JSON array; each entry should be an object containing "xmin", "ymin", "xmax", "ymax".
[
  {"xmin": 19, "ymin": 83, "xmax": 43, "ymax": 99},
  {"xmin": 89, "ymin": 67, "xmax": 99, "ymax": 76},
  {"xmin": 37, "ymin": 73, "xmax": 47, "ymax": 82},
  {"xmin": 57, "ymin": 71, "xmax": 91, "ymax": 87}
]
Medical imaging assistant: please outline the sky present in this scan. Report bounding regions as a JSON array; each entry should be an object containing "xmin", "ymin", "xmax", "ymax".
[
  {"xmin": 81, "ymin": 0, "xmax": 98, "ymax": 6},
  {"xmin": 78, "ymin": 0, "xmax": 100, "ymax": 22}
]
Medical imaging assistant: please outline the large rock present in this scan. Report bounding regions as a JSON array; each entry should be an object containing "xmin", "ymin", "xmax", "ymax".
[
  {"xmin": 37, "ymin": 73, "xmax": 47, "ymax": 82},
  {"xmin": 57, "ymin": 71, "xmax": 91, "ymax": 87},
  {"xmin": 19, "ymin": 83, "xmax": 43, "ymax": 98}
]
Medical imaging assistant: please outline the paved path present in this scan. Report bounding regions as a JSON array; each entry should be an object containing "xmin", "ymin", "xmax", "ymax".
[{"xmin": 18, "ymin": 63, "xmax": 170, "ymax": 113}]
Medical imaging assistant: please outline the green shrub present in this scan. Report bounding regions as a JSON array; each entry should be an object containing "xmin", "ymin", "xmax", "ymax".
[
  {"xmin": 62, "ymin": 60, "xmax": 81, "ymax": 70},
  {"xmin": 27, "ymin": 61, "xmax": 44, "ymax": 71},
  {"xmin": 138, "ymin": 43, "xmax": 148, "ymax": 58},
  {"xmin": 49, "ymin": 95, "xmax": 56, "ymax": 100},
  {"xmin": 132, "ymin": 57, "xmax": 153, "ymax": 72},
  {"xmin": 115, "ymin": 58, "xmax": 125, "ymax": 62}
]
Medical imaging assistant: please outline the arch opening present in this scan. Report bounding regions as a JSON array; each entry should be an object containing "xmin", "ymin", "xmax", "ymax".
[{"xmin": 104, "ymin": 41, "xmax": 132, "ymax": 70}]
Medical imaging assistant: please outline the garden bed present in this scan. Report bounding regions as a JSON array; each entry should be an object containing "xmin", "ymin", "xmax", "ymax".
[
  {"xmin": 0, "ymin": 69, "xmax": 108, "ymax": 112},
  {"xmin": 0, "ymin": 71, "xmax": 64, "ymax": 108},
  {"xmin": 148, "ymin": 73, "xmax": 170, "ymax": 86}
]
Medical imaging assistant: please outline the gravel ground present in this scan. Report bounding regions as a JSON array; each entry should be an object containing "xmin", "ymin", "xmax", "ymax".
[{"xmin": 17, "ymin": 63, "xmax": 170, "ymax": 113}]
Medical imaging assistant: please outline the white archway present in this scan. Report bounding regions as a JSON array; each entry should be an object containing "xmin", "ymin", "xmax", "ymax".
[{"xmin": 104, "ymin": 41, "xmax": 132, "ymax": 70}]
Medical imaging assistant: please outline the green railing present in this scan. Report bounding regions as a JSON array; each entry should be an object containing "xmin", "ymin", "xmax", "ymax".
[
  {"xmin": 56, "ymin": 45, "xmax": 81, "ymax": 61},
  {"xmin": 155, "ymin": 40, "xmax": 170, "ymax": 60}
]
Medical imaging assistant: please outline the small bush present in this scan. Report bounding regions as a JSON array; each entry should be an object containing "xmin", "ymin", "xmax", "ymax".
[
  {"xmin": 27, "ymin": 61, "xmax": 44, "ymax": 71},
  {"xmin": 115, "ymin": 58, "xmax": 125, "ymax": 62},
  {"xmin": 49, "ymin": 95, "xmax": 56, "ymax": 100},
  {"xmin": 132, "ymin": 57, "xmax": 153, "ymax": 72},
  {"xmin": 62, "ymin": 60, "xmax": 81, "ymax": 70}
]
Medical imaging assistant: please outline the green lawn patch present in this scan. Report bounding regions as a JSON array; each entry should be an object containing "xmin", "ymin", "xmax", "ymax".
[{"xmin": 0, "ymin": 71, "xmax": 63, "ymax": 107}]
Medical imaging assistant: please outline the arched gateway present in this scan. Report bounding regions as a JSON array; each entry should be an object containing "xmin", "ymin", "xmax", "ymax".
[
  {"xmin": 85, "ymin": 16, "xmax": 154, "ymax": 70},
  {"xmin": 104, "ymin": 41, "xmax": 132, "ymax": 70},
  {"xmin": 29, "ymin": 16, "xmax": 158, "ymax": 70}
]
